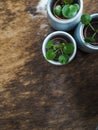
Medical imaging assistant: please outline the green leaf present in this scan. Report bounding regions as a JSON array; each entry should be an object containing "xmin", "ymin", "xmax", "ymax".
[
  {"xmin": 63, "ymin": 44, "xmax": 74, "ymax": 54},
  {"xmin": 68, "ymin": 4, "xmax": 79, "ymax": 18},
  {"xmin": 62, "ymin": 0, "xmax": 73, "ymax": 4},
  {"xmin": 62, "ymin": 4, "xmax": 79, "ymax": 18},
  {"xmin": 46, "ymin": 49, "xmax": 56, "ymax": 60},
  {"xmin": 62, "ymin": 5, "xmax": 70, "ymax": 18},
  {"xmin": 58, "ymin": 55, "xmax": 69, "ymax": 64},
  {"xmin": 84, "ymin": 37, "xmax": 95, "ymax": 43},
  {"xmin": 60, "ymin": 43, "xmax": 66, "ymax": 49},
  {"xmin": 81, "ymin": 14, "xmax": 92, "ymax": 25},
  {"xmin": 71, "ymin": 4, "xmax": 79, "ymax": 11},
  {"xmin": 62, "ymin": 43, "xmax": 66, "ymax": 46},
  {"xmin": 46, "ymin": 40, "xmax": 54, "ymax": 49},
  {"xmin": 54, "ymin": 5, "xmax": 62, "ymax": 16}
]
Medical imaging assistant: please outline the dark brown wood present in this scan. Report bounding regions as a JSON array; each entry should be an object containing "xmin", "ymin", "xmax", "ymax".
[{"xmin": 0, "ymin": 0, "xmax": 98, "ymax": 130}]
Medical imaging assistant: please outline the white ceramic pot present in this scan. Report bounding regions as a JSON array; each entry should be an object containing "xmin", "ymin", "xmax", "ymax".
[
  {"xmin": 74, "ymin": 13, "xmax": 98, "ymax": 53},
  {"xmin": 42, "ymin": 31, "xmax": 77, "ymax": 65},
  {"xmin": 47, "ymin": 0, "xmax": 83, "ymax": 31}
]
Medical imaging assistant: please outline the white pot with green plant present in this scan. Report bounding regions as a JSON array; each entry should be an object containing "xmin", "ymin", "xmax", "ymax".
[
  {"xmin": 74, "ymin": 13, "xmax": 98, "ymax": 53},
  {"xmin": 47, "ymin": 0, "xmax": 83, "ymax": 31},
  {"xmin": 42, "ymin": 31, "xmax": 77, "ymax": 65}
]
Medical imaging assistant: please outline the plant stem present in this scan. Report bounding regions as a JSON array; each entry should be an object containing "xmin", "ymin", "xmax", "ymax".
[
  {"xmin": 89, "ymin": 23, "xmax": 95, "ymax": 32},
  {"xmin": 92, "ymin": 32, "xmax": 96, "ymax": 38},
  {"xmin": 60, "ymin": 48, "xmax": 64, "ymax": 55},
  {"xmin": 55, "ymin": 49, "xmax": 59, "ymax": 53}
]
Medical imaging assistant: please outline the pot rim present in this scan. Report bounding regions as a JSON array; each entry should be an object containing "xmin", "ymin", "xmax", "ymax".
[
  {"xmin": 42, "ymin": 31, "xmax": 77, "ymax": 65},
  {"xmin": 47, "ymin": 0, "xmax": 83, "ymax": 23}
]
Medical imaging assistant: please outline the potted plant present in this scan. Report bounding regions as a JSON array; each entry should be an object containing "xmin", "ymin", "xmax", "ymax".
[
  {"xmin": 42, "ymin": 31, "xmax": 77, "ymax": 65},
  {"xmin": 47, "ymin": 0, "xmax": 83, "ymax": 31},
  {"xmin": 74, "ymin": 13, "xmax": 98, "ymax": 53}
]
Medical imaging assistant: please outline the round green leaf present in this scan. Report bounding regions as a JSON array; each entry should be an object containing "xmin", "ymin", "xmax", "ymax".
[
  {"xmin": 46, "ymin": 40, "xmax": 54, "ymax": 49},
  {"xmin": 63, "ymin": 44, "xmax": 74, "ymax": 54},
  {"xmin": 54, "ymin": 5, "xmax": 62, "ymax": 16},
  {"xmin": 62, "ymin": 5, "xmax": 70, "ymax": 18},
  {"xmin": 62, "ymin": 4, "xmax": 79, "ymax": 18},
  {"xmin": 73, "ymin": 4, "xmax": 79, "ymax": 11},
  {"xmin": 46, "ymin": 49, "xmax": 56, "ymax": 60},
  {"xmin": 58, "ymin": 55, "xmax": 69, "ymax": 64},
  {"xmin": 81, "ymin": 14, "xmax": 92, "ymax": 25}
]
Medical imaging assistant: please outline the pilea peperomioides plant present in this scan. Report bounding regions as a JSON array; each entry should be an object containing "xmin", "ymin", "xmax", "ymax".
[
  {"xmin": 46, "ymin": 39, "xmax": 74, "ymax": 64},
  {"xmin": 54, "ymin": 0, "xmax": 79, "ymax": 19},
  {"xmin": 81, "ymin": 14, "xmax": 98, "ymax": 43}
]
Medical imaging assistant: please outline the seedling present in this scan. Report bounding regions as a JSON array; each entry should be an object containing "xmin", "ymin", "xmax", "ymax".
[
  {"xmin": 46, "ymin": 39, "xmax": 74, "ymax": 64},
  {"xmin": 54, "ymin": 0, "xmax": 79, "ymax": 19},
  {"xmin": 81, "ymin": 14, "xmax": 98, "ymax": 43}
]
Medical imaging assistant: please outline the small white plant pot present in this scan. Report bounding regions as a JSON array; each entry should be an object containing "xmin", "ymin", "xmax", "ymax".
[
  {"xmin": 74, "ymin": 13, "xmax": 98, "ymax": 53},
  {"xmin": 42, "ymin": 31, "xmax": 77, "ymax": 65},
  {"xmin": 47, "ymin": 0, "xmax": 83, "ymax": 31}
]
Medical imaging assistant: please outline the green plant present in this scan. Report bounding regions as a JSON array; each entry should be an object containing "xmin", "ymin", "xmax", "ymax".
[
  {"xmin": 54, "ymin": 0, "xmax": 79, "ymax": 18},
  {"xmin": 46, "ymin": 39, "xmax": 74, "ymax": 64},
  {"xmin": 81, "ymin": 14, "xmax": 98, "ymax": 43},
  {"xmin": 63, "ymin": 0, "xmax": 73, "ymax": 4}
]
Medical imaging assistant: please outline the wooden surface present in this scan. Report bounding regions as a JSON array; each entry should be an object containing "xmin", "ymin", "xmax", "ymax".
[{"xmin": 0, "ymin": 0, "xmax": 98, "ymax": 130}]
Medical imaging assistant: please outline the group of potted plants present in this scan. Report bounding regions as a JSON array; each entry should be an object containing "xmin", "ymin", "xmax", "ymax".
[{"xmin": 42, "ymin": 0, "xmax": 98, "ymax": 65}]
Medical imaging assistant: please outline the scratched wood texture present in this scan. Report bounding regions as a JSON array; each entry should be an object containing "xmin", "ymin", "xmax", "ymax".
[{"xmin": 0, "ymin": 0, "xmax": 98, "ymax": 130}]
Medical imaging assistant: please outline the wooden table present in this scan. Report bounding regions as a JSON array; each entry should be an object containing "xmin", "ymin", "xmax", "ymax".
[{"xmin": 0, "ymin": 0, "xmax": 98, "ymax": 130}]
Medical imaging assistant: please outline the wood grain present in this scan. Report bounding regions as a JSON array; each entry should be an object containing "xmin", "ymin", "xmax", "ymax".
[{"xmin": 0, "ymin": 0, "xmax": 98, "ymax": 130}]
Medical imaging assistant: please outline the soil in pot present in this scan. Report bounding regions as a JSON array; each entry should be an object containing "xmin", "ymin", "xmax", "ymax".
[{"xmin": 84, "ymin": 18, "xmax": 98, "ymax": 45}]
